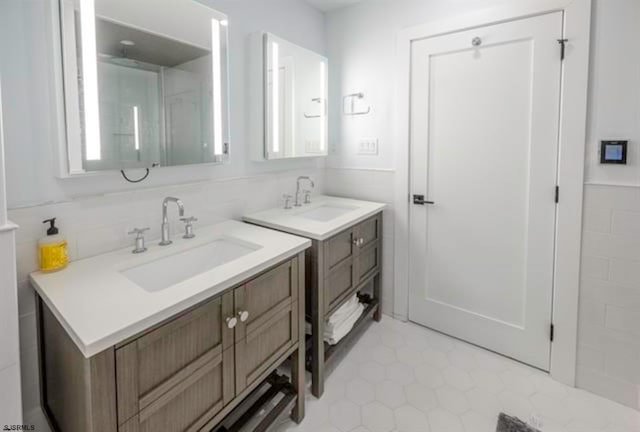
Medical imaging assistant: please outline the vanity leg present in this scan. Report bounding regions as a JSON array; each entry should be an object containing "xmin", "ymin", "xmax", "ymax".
[
  {"xmin": 311, "ymin": 242, "xmax": 325, "ymax": 398},
  {"xmin": 291, "ymin": 251, "xmax": 306, "ymax": 423},
  {"xmin": 291, "ymin": 347, "xmax": 305, "ymax": 423},
  {"xmin": 373, "ymin": 273, "xmax": 382, "ymax": 322},
  {"xmin": 311, "ymin": 287, "xmax": 325, "ymax": 397}
]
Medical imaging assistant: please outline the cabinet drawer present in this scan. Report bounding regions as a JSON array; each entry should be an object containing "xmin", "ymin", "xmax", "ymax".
[
  {"xmin": 116, "ymin": 293, "xmax": 234, "ymax": 424},
  {"xmin": 355, "ymin": 241, "xmax": 380, "ymax": 285},
  {"xmin": 234, "ymin": 259, "xmax": 298, "ymax": 342},
  {"xmin": 119, "ymin": 349, "xmax": 234, "ymax": 432},
  {"xmin": 235, "ymin": 301, "xmax": 298, "ymax": 393},
  {"xmin": 325, "ymin": 259, "xmax": 356, "ymax": 314},
  {"xmin": 356, "ymin": 215, "xmax": 380, "ymax": 248},
  {"xmin": 324, "ymin": 228, "xmax": 356, "ymax": 272}
]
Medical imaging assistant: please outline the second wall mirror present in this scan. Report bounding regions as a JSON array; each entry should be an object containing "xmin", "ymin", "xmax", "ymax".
[{"xmin": 252, "ymin": 33, "xmax": 328, "ymax": 161}]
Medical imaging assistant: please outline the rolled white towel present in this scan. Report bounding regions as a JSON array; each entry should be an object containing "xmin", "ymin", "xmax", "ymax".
[
  {"xmin": 325, "ymin": 301, "xmax": 365, "ymax": 345},
  {"xmin": 327, "ymin": 294, "xmax": 361, "ymax": 328},
  {"xmin": 304, "ymin": 294, "xmax": 361, "ymax": 336}
]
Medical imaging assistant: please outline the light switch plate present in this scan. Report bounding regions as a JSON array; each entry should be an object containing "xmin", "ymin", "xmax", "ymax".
[{"xmin": 358, "ymin": 138, "xmax": 379, "ymax": 155}]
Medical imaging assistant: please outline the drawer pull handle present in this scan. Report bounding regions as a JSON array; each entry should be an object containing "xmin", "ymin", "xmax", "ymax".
[
  {"xmin": 359, "ymin": 238, "xmax": 365, "ymax": 246},
  {"xmin": 238, "ymin": 310, "xmax": 250, "ymax": 322},
  {"xmin": 226, "ymin": 317, "xmax": 238, "ymax": 329},
  {"xmin": 352, "ymin": 238, "xmax": 359, "ymax": 246}
]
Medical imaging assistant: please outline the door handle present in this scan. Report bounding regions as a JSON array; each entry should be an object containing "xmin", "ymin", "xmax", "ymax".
[{"xmin": 413, "ymin": 195, "xmax": 434, "ymax": 205}]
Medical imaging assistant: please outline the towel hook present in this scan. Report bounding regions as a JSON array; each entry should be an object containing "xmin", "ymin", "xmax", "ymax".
[{"xmin": 343, "ymin": 92, "xmax": 371, "ymax": 116}]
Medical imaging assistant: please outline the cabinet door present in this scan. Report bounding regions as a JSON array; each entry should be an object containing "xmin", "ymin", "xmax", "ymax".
[
  {"xmin": 116, "ymin": 293, "xmax": 235, "ymax": 425},
  {"xmin": 324, "ymin": 258, "xmax": 356, "ymax": 314},
  {"xmin": 118, "ymin": 349, "xmax": 234, "ymax": 432},
  {"xmin": 354, "ymin": 214, "xmax": 382, "ymax": 285},
  {"xmin": 233, "ymin": 260, "xmax": 298, "ymax": 343},
  {"xmin": 323, "ymin": 227, "xmax": 356, "ymax": 273},
  {"xmin": 354, "ymin": 241, "xmax": 381, "ymax": 285},
  {"xmin": 355, "ymin": 214, "xmax": 381, "ymax": 249},
  {"xmin": 234, "ymin": 259, "xmax": 299, "ymax": 393}
]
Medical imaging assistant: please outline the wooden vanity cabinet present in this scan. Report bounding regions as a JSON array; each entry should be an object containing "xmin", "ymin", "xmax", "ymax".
[
  {"xmin": 37, "ymin": 252, "xmax": 306, "ymax": 432},
  {"xmin": 308, "ymin": 212, "xmax": 383, "ymax": 397}
]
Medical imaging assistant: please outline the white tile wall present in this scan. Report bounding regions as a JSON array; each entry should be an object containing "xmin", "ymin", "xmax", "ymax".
[
  {"xmin": 577, "ymin": 184, "xmax": 640, "ymax": 409},
  {"xmin": 323, "ymin": 168, "xmax": 395, "ymax": 315},
  {"xmin": 9, "ymin": 168, "xmax": 325, "ymax": 419},
  {"xmin": 0, "ymin": 230, "xmax": 22, "ymax": 425}
]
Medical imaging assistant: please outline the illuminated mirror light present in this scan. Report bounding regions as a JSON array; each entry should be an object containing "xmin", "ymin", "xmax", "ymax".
[
  {"xmin": 80, "ymin": 0, "xmax": 101, "ymax": 161},
  {"xmin": 319, "ymin": 61, "xmax": 326, "ymax": 151},
  {"xmin": 271, "ymin": 41, "xmax": 280, "ymax": 153},
  {"xmin": 133, "ymin": 106, "xmax": 140, "ymax": 151},
  {"xmin": 211, "ymin": 19, "xmax": 224, "ymax": 156}
]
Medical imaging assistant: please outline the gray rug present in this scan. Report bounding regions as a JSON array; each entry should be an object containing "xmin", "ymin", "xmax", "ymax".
[{"xmin": 496, "ymin": 413, "xmax": 540, "ymax": 432}]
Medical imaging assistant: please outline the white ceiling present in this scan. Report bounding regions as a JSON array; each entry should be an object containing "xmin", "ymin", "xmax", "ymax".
[{"xmin": 303, "ymin": 0, "xmax": 365, "ymax": 12}]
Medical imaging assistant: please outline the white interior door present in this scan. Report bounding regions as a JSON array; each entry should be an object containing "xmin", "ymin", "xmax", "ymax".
[{"xmin": 408, "ymin": 12, "xmax": 563, "ymax": 370}]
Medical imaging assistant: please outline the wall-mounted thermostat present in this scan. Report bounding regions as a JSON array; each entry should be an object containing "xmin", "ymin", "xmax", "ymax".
[{"xmin": 600, "ymin": 140, "xmax": 627, "ymax": 164}]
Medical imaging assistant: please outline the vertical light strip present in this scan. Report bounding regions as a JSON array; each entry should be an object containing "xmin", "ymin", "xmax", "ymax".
[
  {"xmin": 319, "ymin": 61, "xmax": 326, "ymax": 151},
  {"xmin": 133, "ymin": 106, "xmax": 140, "ymax": 151},
  {"xmin": 211, "ymin": 19, "xmax": 223, "ymax": 156},
  {"xmin": 80, "ymin": 0, "xmax": 101, "ymax": 160},
  {"xmin": 271, "ymin": 42, "xmax": 280, "ymax": 153}
]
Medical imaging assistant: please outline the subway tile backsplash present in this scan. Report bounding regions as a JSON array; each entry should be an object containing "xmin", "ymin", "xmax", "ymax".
[{"xmin": 577, "ymin": 184, "xmax": 640, "ymax": 410}]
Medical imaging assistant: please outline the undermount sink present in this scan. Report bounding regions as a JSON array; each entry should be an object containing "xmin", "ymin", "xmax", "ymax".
[
  {"xmin": 122, "ymin": 237, "xmax": 261, "ymax": 292},
  {"xmin": 298, "ymin": 204, "xmax": 358, "ymax": 222}
]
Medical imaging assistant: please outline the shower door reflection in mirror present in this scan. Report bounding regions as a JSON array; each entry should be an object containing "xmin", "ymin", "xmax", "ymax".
[{"xmin": 58, "ymin": 0, "xmax": 230, "ymax": 174}]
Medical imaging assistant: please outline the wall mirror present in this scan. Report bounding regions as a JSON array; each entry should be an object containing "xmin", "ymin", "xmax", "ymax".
[
  {"xmin": 254, "ymin": 33, "xmax": 328, "ymax": 160},
  {"xmin": 57, "ymin": 0, "xmax": 230, "ymax": 175}
]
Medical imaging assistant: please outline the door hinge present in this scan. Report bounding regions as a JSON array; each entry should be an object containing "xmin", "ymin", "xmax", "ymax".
[
  {"xmin": 550, "ymin": 324, "xmax": 555, "ymax": 342},
  {"xmin": 558, "ymin": 39, "xmax": 568, "ymax": 61},
  {"xmin": 555, "ymin": 186, "xmax": 560, "ymax": 203}
]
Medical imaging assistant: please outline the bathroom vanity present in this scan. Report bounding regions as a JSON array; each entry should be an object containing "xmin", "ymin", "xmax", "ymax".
[
  {"xmin": 244, "ymin": 196, "xmax": 386, "ymax": 397},
  {"xmin": 30, "ymin": 221, "xmax": 310, "ymax": 432}
]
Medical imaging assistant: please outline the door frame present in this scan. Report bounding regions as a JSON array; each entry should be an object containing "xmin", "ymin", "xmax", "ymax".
[{"xmin": 393, "ymin": 0, "xmax": 592, "ymax": 386}]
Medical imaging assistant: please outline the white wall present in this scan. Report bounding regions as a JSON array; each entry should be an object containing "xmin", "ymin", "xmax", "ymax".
[
  {"xmin": 325, "ymin": 0, "xmax": 512, "ymax": 171},
  {"xmin": 0, "ymin": 80, "xmax": 23, "ymax": 424},
  {"xmin": 0, "ymin": 0, "xmax": 327, "ymax": 421},
  {"xmin": 325, "ymin": 0, "xmax": 640, "ymax": 410},
  {"xmin": 585, "ymin": 0, "xmax": 640, "ymax": 186}
]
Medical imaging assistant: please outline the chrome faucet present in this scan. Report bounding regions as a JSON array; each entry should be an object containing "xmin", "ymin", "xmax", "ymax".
[
  {"xmin": 295, "ymin": 176, "xmax": 315, "ymax": 206},
  {"xmin": 160, "ymin": 197, "xmax": 185, "ymax": 246}
]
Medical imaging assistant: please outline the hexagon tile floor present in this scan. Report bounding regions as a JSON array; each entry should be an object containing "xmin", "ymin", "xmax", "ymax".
[{"xmin": 276, "ymin": 316, "xmax": 640, "ymax": 432}]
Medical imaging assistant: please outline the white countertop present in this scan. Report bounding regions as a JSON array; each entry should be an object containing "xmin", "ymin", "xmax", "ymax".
[
  {"xmin": 30, "ymin": 220, "xmax": 310, "ymax": 358},
  {"xmin": 243, "ymin": 195, "xmax": 387, "ymax": 241}
]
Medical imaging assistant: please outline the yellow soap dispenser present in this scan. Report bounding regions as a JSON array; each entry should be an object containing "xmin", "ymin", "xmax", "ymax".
[{"xmin": 39, "ymin": 218, "xmax": 68, "ymax": 272}]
